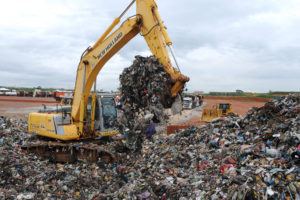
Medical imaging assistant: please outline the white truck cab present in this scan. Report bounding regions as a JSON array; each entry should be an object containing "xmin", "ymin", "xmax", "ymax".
[{"xmin": 183, "ymin": 97, "xmax": 194, "ymax": 109}]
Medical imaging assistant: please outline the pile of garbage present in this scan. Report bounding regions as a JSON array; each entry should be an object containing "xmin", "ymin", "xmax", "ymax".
[
  {"xmin": 0, "ymin": 117, "xmax": 132, "ymax": 199},
  {"xmin": 118, "ymin": 56, "xmax": 176, "ymax": 145},
  {"xmin": 114, "ymin": 94, "xmax": 300, "ymax": 199},
  {"xmin": 0, "ymin": 94, "xmax": 299, "ymax": 199},
  {"xmin": 150, "ymin": 94, "xmax": 299, "ymax": 199},
  {"xmin": 119, "ymin": 55, "xmax": 174, "ymax": 109}
]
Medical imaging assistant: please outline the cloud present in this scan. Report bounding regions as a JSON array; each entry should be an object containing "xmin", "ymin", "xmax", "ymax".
[
  {"xmin": 181, "ymin": 44, "xmax": 300, "ymax": 92},
  {"xmin": 0, "ymin": 0, "xmax": 300, "ymax": 93}
]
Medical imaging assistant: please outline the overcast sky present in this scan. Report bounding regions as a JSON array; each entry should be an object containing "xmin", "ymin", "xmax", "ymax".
[{"xmin": 1, "ymin": 0, "xmax": 299, "ymax": 92}]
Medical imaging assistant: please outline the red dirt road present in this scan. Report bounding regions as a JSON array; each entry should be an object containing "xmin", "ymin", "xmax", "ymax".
[
  {"xmin": 0, "ymin": 96, "xmax": 58, "ymax": 117},
  {"xmin": 0, "ymin": 96, "xmax": 57, "ymax": 103},
  {"xmin": 0, "ymin": 96, "xmax": 270, "ymax": 127},
  {"xmin": 203, "ymin": 97, "xmax": 269, "ymax": 116}
]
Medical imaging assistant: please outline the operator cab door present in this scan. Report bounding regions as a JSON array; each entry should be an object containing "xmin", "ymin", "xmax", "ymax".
[{"xmin": 96, "ymin": 95, "xmax": 118, "ymax": 133}]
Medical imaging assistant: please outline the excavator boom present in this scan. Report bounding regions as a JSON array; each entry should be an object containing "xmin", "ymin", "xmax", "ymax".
[{"xmin": 71, "ymin": 0, "xmax": 189, "ymax": 136}]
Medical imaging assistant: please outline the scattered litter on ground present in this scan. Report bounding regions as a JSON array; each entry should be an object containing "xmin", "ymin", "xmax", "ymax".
[{"xmin": 0, "ymin": 94, "xmax": 299, "ymax": 199}]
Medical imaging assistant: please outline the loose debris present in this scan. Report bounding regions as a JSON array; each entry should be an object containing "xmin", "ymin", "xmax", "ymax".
[
  {"xmin": 119, "ymin": 55, "xmax": 174, "ymax": 109},
  {"xmin": 0, "ymin": 94, "xmax": 299, "ymax": 199},
  {"xmin": 118, "ymin": 56, "xmax": 176, "ymax": 147}
]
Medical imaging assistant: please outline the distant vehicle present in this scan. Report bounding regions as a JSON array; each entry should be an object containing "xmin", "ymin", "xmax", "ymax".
[
  {"xmin": 183, "ymin": 97, "xmax": 195, "ymax": 109},
  {"xmin": 198, "ymin": 95, "xmax": 204, "ymax": 106},
  {"xmin": 54, "ymin": 91, "xmax": 74, "ymax": 101},
  {"xmin": 0, "ymin": 88, "xmax": 9, "ymax": 96},
  {"xmin": 201, "ymin": 103, "xmax": 236, "ymax": 122},
  {"xmin": 17, "ymin": 90, "xmax": 25, "ymax": 96},
  {"xmin": 33, "ymin": 89, "xmax": 47, "ymax": 97},
  {"xmin": 47, "ymin": 91, "xmax": 55, "ymax": 97},
  {"xmin": 25, "ymin": 91, "xmax": 33, "ymax": 97},
  {"xmin": 5, "ymin": 90, "xmax": 17, "ymax": 96}
]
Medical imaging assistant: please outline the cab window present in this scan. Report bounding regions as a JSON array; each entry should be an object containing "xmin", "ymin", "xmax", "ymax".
[{"xmin": 101, "ymin": 97, "xmax": 117, "ymax": 129}]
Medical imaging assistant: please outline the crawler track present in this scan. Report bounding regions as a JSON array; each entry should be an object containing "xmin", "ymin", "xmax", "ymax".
[{"xmin": 21, "ymin": 140, "xmax": 115, "ymax": 163}]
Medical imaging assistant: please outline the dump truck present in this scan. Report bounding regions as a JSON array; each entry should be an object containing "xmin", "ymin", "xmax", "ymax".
[{"xmin": 201, "ymin": 103, "xmax": 235, "ymax": 122}]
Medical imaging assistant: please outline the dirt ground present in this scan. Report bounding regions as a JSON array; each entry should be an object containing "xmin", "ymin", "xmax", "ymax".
[
  {"xmin": 0, "ymin": 96, "xmax": 269, "ymax": 127},
  {"xmin": 168, "ymin": 97, "xmax": 269, "ymax": 127},
  {"xmin": 0, "ymin": 96, "xmax": 57, "ymax": 118},
  {"xmin": 0, "ymin": 96, "xmax": 56, "ymax": 101}
]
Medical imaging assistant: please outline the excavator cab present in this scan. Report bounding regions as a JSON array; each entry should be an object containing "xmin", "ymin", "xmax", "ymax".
[
  {"xmin": 95, "ymin": 94, "xmax": 119, "ymax": 136},
  {"xmin": 29, "ymin": 93, "xmax": 119, "ymax": 140},
  {"xmin": 83, "ymin": 93, "xmax": 119, "ymax": 137}
]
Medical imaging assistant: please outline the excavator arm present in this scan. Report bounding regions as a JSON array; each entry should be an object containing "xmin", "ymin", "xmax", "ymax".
[{"xmin": 71, "ymin": 0, "xmax": 189, "ymax": 135}]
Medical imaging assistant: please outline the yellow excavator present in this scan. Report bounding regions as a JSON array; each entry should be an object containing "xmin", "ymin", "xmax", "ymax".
[
  {"xmin": 27, "ymin": 0, "xmax": 189, "ymax": 143},
  {"xmin": 201, "ymin": 103, "xmax": 236, "ymax": 122}
]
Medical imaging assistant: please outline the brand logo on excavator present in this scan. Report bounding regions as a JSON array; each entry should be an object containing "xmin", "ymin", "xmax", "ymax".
[{"xmin": 97, "ymin": 32, "xmax": 123, "ymax": 60}]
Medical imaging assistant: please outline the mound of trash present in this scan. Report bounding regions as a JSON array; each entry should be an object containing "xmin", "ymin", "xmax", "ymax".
[
  {"xmin": 0, "ymin": 94, "xmax": 299, "ymax": 199},
  {"xmin": 118, "ymin": 56, "xmax": 178, "ymax": 146},
  {"xmin": 119, "ymin": 55, "xmax": 174, "ymax": 108}
]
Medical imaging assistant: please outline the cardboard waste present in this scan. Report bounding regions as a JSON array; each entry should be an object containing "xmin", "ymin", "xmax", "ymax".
[{"xmin": 0, "ymin": 94, "xmax": 299, "ymax": 199}]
